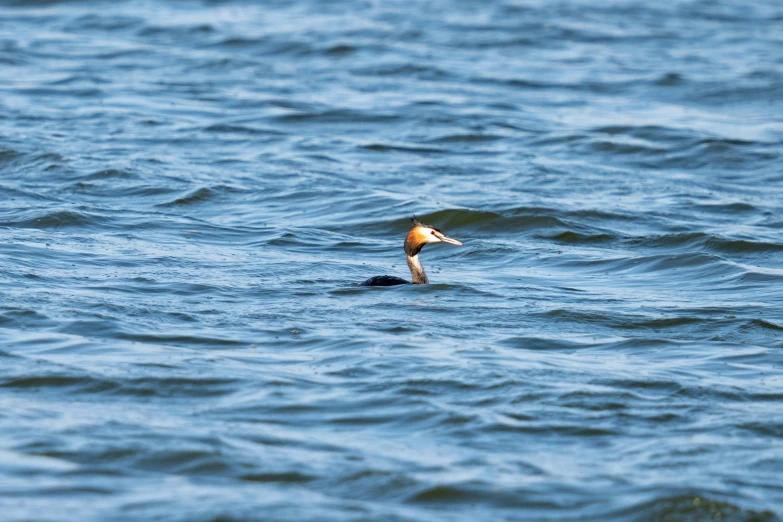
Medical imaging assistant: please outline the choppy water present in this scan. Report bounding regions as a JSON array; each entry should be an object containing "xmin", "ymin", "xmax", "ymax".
[{"xmin": 2, "ymin": 0, "xmax": 783, "ymax": 520}]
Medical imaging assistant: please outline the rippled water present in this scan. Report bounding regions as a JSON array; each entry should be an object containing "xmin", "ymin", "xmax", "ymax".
[{"xmin": 1, "ymin": 0, "xmax": 783, "ymax": 520}]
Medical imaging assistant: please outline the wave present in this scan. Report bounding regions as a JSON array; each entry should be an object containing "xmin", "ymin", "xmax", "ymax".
[
  {"xmin": 370, "ymin": 209, "xmax": 783, "ymax": 257},
  {"xmin": 0, "ymin": 209, "xmax": 104, "ymax": 229},
  {"xmin": 156, "ymin": 185, "xmax": 243, "ymax": 207},
  {"xmin": 274, "ymin": 110, "xmax": 401, "ymax": 124},
  {"xmin": 204, "ymin": 124, "xmax": 285, "ymax": 136},
  {"xmin": 610, "ymin": 493, "xmax": 778, "ymax": 522},
  {"xmin": 359, "ymin": 143, "xmax": 446, "ymax": 154}
]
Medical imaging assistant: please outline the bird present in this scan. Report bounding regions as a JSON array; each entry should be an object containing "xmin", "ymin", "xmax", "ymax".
[{"xmin": 359, "ymin": 217, "xmax": 463, "ymax": 286}]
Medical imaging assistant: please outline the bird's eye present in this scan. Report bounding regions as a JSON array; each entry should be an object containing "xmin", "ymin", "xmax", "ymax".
[{"xmin": 431, "ymin": 231, "xmax": 436, "ymax": 235}]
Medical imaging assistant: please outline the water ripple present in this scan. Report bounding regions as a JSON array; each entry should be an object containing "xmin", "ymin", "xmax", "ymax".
[{"xmin": 0, "ymin": 0, "xmax": 781, "ymax": 520}]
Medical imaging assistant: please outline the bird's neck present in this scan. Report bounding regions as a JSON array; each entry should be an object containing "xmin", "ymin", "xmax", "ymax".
[{"xmin": 406, "ymin": 253, "xmax": 428, "ymax": 284}]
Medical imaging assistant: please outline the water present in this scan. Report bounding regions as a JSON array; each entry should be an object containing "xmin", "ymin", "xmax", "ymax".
[{"xmin": 1, "ymin": 0, "xmax": 782, "ymax": 520}]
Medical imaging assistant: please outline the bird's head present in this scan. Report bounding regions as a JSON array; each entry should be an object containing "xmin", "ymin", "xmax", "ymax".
[{"xmin": 404, "ymin": 216, "xmax": 463, "ymax": 256}]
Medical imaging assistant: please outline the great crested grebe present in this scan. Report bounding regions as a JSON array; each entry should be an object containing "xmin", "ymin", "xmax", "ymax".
[{"xmin": 359, "ymin": 217, "xmax": 463, "ymax": 286}]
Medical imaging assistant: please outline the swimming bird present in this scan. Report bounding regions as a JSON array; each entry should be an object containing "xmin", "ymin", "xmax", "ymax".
[{"xmin": 360, "ymin": 217, "xmax": 463, "ymax": 286}]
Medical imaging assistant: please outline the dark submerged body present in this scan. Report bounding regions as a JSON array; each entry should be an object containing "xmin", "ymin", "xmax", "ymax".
[{"xmin": 360, "ymin": 275, "xmax": 409, "ymax": 287}]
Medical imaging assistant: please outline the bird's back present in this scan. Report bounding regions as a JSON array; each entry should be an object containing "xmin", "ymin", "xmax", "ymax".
[{"xmin": 359, "ymin": 275, "xmax": 409, "ymax": 287}]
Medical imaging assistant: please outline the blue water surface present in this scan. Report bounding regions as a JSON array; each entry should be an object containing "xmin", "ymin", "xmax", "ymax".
[{"xmin": 1, "ymin": 1, "xmax": 782, "ymax": 520}]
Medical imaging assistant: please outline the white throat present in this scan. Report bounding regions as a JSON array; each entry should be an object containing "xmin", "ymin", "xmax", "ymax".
[{"xmin": 406, "ymin": 253, "xmax": 428, "ymax": 284}]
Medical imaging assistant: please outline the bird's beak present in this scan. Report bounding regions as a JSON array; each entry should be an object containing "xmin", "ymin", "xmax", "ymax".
[{"xmin": 439, "ymin": 234, "xmax": 463, "ymax": 246}]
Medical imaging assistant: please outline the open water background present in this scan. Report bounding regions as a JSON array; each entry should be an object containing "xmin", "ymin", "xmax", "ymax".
[{"xmin": 1, "ymin": 0, "xmax": 783, "ymax": 520}]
